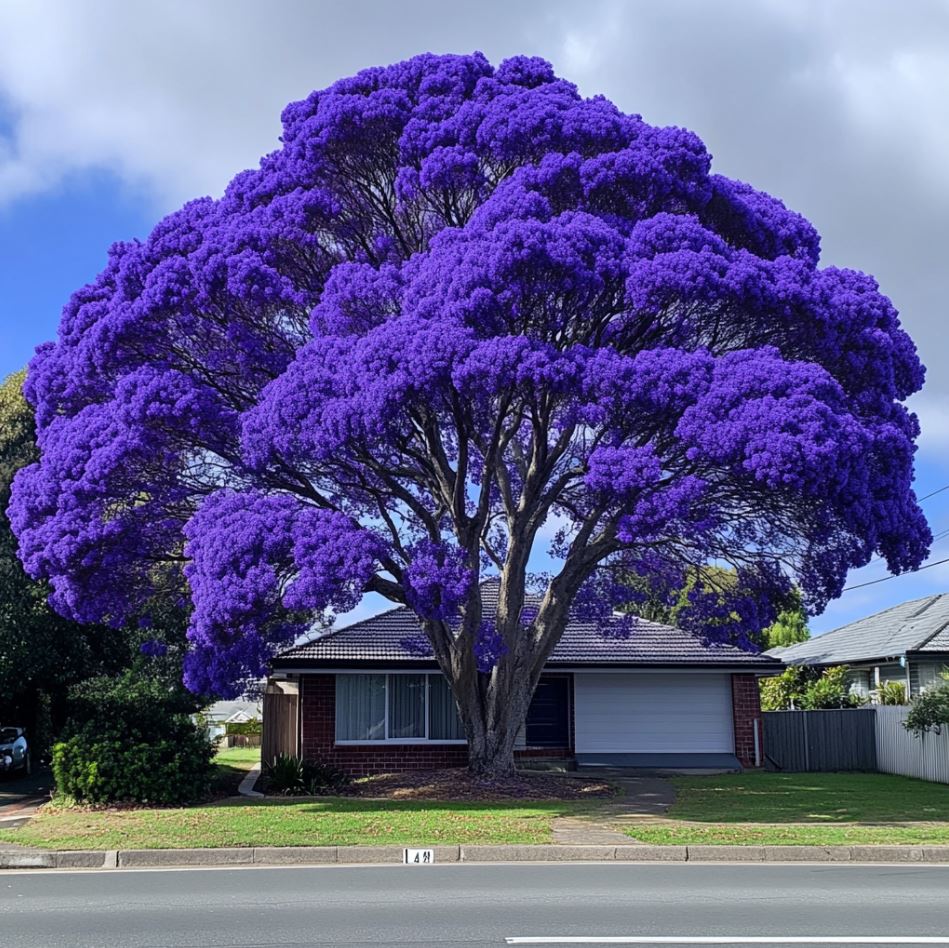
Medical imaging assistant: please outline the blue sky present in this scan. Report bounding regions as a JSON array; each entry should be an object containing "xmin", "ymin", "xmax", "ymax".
[{"xmin": 1, "ymin": 1, "xmax": 948, "ymax": 637}]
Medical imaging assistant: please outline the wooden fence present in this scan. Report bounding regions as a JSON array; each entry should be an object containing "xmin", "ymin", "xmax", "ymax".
[
  {"xmin": 223, "ymin": 733, "xmax": 261, "ymax": 749},
  {"xmin": 875, "ymin": 705, "xmax": 949, "ymax": 784},
  {"xmin": 261, "ymin": 691, "xmax": 299, "ymax": 765},
  {"xmin": 763, "ymin": 709, "xmax": 878, "ymax": 772}
]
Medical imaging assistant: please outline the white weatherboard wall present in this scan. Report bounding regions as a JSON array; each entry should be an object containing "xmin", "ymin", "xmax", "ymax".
[
  {"xmin": 875, "ymin": 705, "xmax": 949, "ymax": 784},
  {"xmin": 573, "ymin": 672, "xmax": 733, "ymax": 754}
]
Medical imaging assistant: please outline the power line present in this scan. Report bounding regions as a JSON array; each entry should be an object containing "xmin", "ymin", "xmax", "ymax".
[
  {"xmin": 919, "ymin": 483, "xmax": 949, "ymax": 502},
  {"xmin": 843, "ymin": 556, "xmax": 949, "ymax": 591}
]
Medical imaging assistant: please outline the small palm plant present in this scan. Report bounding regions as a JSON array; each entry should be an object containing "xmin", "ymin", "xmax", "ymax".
[
  {"xmin": 873, "ymin": 681, "xmax": 907, "ymax": 706},
  {"xmin": 263, "ymin": 753, "xmax": 307, "ymax": 794}
]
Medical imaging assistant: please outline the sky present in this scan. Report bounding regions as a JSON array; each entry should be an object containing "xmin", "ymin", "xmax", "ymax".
[{"xmin": 0, "ymin": 0, "xmax": 948, "ymax": 635}]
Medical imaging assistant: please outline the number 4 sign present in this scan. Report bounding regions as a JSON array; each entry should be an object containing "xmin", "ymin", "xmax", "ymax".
[{"xmin": 403, "ymin": 848, "xmax": 435, "ymax": 864}]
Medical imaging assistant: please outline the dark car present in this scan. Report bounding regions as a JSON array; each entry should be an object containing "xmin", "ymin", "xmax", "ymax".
[{"xmin": 0, "ymin": 726, "xmax": 30, "ymax": 775}]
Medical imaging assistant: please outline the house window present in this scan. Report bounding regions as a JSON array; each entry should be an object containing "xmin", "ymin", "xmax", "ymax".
[
  {"xmin": 335, "ymin": 674, "xmax": 466, "ymax": 743},
  {"xmin": 428, "ymin": 675, "xmax": 465, "ymax": 740},
  {"xmin": 335, "ymin": 674, "xmax": 386, "ymax": 741},
  {"xmin": 388, "ymin": 674, "xmax": 427, "ymax": 739}
]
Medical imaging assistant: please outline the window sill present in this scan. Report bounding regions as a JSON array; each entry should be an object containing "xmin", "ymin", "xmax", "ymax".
[{"xmin": 334, "ymin": 740, "xmax": 468, "ymax": 746}]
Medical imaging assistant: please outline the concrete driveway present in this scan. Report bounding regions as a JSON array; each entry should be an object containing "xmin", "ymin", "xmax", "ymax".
[{"xmin": 0, "ymin": 766, "xmax": 53, "ymax": 826}]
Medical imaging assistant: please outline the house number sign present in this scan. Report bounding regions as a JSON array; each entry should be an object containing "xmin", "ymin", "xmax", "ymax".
[{"xmin": 403, "ymin": 848, "xmax": 435, "ymax": 864}]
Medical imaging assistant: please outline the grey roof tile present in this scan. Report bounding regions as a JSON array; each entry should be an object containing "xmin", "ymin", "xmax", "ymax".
[
  {"xmin": 771, "ymin": 593, "xmax": 949, "ymax": 665},
  {"xmin": 274, "ymin": 580, "xmax": 778, "ymax": 669},
  {"xmin": 921, "ymin": 624, "xmax": 949, "ymax": 652}
]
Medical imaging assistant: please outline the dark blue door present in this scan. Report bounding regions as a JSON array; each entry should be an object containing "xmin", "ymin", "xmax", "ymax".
[{"xmin": 526, "ymin": 676, "xmax": 569, "ymax": 747}]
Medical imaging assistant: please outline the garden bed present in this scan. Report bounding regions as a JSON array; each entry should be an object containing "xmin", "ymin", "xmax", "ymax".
[{"xmin": 347, "ymin": 767, "xmax": 615, "ymax": 801}]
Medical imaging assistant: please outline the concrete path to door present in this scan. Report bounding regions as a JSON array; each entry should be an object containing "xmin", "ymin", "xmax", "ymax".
[{"xmin": 552, "ymin": 771, "xmax": 676, "ymax": 844}]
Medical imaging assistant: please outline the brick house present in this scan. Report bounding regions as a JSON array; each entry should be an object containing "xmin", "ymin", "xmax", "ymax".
[{"xmin": 265, "ymin": 580, "xmax": 781, "ymax": 776}]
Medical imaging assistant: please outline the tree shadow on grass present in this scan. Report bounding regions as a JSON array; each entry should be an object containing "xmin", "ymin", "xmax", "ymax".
[{"xmin": 669, "ymin": 772, "xmax": 949, "ymax": 825}]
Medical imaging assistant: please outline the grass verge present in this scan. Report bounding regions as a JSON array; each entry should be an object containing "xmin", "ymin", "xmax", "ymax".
[
  {"xmin": 0, "ymin": 797, "xmax": 576, "ymax": 850},
  {"xmin": 626, "ymin": 772, "xmax": 949, "ymax": 846}
]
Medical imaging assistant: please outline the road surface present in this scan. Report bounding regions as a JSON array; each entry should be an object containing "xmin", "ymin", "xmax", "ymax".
[{"xmin": 1, "ymin": 862, "xmax": 947, "ymax": 947}]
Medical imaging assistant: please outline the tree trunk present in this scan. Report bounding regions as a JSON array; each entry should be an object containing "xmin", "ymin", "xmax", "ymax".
[
  {"xmin": 464, "ymin": 703, "xmax": 522, "ymax": 777},
  {"xmin": 451, "ymin": 655, "xmax": 538, "ymax": 778},
  {"xmin": 433, "ymin": 566, "xmax": 587, "ymax": 779}
]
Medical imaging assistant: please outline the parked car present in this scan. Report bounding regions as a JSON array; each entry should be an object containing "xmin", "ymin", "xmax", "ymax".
[{"xmin": 0, "ymin": 727, "xmax": 30, "ymax": 775}]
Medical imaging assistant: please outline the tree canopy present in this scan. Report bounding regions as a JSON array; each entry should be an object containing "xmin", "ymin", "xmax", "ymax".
[
  {"xmin": 623, "ymin": 566, "xmax": 810, "ymax": 649},
  {"xmin": 0, "ymin": 371, "xmax": 125, "ymax": 740},
  {"xmin": 8, "ymin": 53, "xmax": 929, "ymax": 772}
]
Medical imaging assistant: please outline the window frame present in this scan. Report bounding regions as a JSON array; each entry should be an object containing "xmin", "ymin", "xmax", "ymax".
[{"xmin": 334, "ymin": 672, "xmax": 467, "ymax": 746}]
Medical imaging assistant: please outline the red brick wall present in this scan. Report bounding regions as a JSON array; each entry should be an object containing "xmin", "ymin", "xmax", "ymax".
[
  {"xmin": 731, "ymin": 673, "xmax": 762, "ymax": 768},
  {"xmin": 299, "ymin": 673, "xmax": 572, "ymax": 776},
  {"xmin": 299, "ymin": 674, "xmax": 468, "ymax": 775}
]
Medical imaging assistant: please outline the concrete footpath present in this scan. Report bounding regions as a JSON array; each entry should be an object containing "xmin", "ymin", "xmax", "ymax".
[{"xmin": 3, "ymin": 842, "xmax": 949, "ymax": 869}]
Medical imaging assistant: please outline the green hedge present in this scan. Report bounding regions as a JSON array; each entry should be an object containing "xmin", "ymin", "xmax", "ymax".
[
  {"xmin": 225, "ymin": 718, "xmax": 261, "ymax": 736},
  {"xmin": 52, "ymin": 670, "xmax": 215, "ymax": 805},
  {"xmin": 52, "ymin": 715, "xmax": 215, "ymax": 805}
]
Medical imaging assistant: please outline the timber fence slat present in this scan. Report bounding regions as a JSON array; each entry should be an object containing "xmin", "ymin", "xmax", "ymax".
[{"xmin": 763, "ymin": 710, "xmax": 876, "ymax": 772}]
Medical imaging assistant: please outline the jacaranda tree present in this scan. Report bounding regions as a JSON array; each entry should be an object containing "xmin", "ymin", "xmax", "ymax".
[{"xmin": 10, "ymin": 53, "xmax": 930, "ymax": 774}]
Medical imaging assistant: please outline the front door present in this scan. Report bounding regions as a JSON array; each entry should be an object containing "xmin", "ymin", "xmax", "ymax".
[{"xmin": 526, "ymin": 676, "xmax": 570, "ymax": 747}]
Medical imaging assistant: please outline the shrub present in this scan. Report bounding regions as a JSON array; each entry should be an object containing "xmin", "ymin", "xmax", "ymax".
[
  {"xmin": 905, "ymin": 682, "xmax": 949, "ymax": 736},
  {"xmin": 760, "ymin": 664, "xmax": 863, "ymax": 711},
  {"xmin": 801, "ymin": 665, "xmax": 864, "ymax": 710},
  {"xmin": 52, "ymin": 717, "xmax": 215, "ymax": 805},
  {"xmin": 302, "ymin": 758, "xmax": 351, "ymax": 795},
  {"xmin": 51, "ymin": 670, "xmax": 215, "ymax": 804},
  {"xmin": 225, "ymin": 718, "xmax": 262, "ymax": 736},
  {"xmin": 263, "ymin": 753, "xmax": 306, "ymax": 794},
  {"xmin": 263, "ymin": 753, "xmax": 350, "ymax": 796}
]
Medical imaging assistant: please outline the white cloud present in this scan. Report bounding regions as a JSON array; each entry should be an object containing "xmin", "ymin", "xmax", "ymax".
[{"xmin": 1, "ymin": 2, "xmax": 946, "ymax": 394}]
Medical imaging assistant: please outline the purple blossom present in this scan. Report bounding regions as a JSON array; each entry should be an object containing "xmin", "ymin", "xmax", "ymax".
[
  {"xmin": 398, "ymin": 634, "xmax": 435, "ymax": 657},
  {"xmin": 403, "ymin": 540, "xmax": 474, "ymax": 622},
  {"xmin": 474, "ymin": 620, "xmax": 508, "ymax": 673},
  {"xmin": 7, "ymin": 52, "xmax": 930, "ymax": 697}
]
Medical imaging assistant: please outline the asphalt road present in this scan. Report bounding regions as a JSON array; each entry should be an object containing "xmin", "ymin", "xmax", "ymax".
[{"xmin": 1, "ymin": 863, "xmax": 948, "ymax": 948}]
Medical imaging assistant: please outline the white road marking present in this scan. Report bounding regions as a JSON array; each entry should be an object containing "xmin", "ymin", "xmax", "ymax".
[{"xmin": 505, "ymin": 939, "xmax": 949, "ymax": 946}]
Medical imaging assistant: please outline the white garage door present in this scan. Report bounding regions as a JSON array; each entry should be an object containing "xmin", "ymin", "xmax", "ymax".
[{"xmin": 574, "ymin": 672, "xmax": 734, "ymax": 754}]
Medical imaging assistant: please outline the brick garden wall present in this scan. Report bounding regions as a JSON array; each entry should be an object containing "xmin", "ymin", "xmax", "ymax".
[{"xmin": 731, "ymin": 673, "xmax": 763, "ymax": 768}]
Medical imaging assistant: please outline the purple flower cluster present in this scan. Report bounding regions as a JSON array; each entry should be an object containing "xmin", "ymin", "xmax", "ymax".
[
  {"xmin": 181, "ymin": 490, "xmax": 381, "ymax": 695},
  {"xmin": 474, "ymin": 620, "xmax": 509, "ymax": 673},
  {"xmin": 403, "ymin": 540, "xmax": 475, "ymax": 622},
  {"xmin": 8, "ymin": 52, "xmax": 931, "ymax": 694}
]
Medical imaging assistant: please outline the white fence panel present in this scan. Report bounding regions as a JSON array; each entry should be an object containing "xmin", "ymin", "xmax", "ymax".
[{"xmin": 875, "ymin": 706, "xmax": 949, "ymax": 784}]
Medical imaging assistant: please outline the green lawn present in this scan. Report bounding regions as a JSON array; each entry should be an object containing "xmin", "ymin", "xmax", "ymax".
[
  {"xmin": 627, "ymin": 772, "xmax": 949, "ymax": 846},
  {"xmin": 0, "ymin": 797, "xmax": 574, "ymax": 850},
  {"xmin": 210, "ymin": 746, "xmax": 260, "ymax": 796}
]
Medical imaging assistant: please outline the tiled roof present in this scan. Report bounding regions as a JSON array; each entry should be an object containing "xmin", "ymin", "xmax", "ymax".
[
  {"xmin": 771, "ymin": 593, "xmax": 949, "ymax": 666},
  {"xmin": 274, "ymin": 580, "xmax": 780, "ymax": 670},
  {"xmin": 921, "ymin": 623, "xmax": 949, "ymax": 653}
]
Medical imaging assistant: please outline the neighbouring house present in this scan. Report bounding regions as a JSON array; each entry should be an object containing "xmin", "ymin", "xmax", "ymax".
[
  {"xmin": 264, "ymin": 580, "xmax": 782, "ymax": 776},
  {"xmin": 769, "ymin": 593, "xmax": 949, "ymax": 700},
  {"xmin": 201, "ymin": 697, "xmax": 263, "ymax": 742}
]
